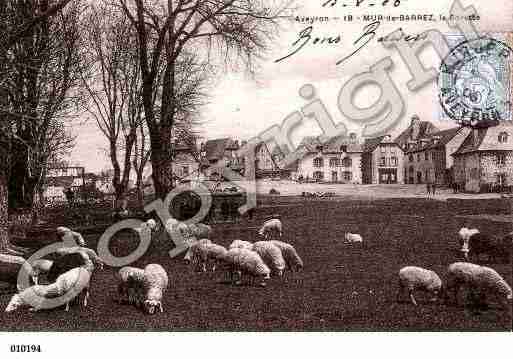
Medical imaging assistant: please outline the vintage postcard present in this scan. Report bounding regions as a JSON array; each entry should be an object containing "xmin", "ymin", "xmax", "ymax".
[{"xmin": 0, "ymin": 0, "xmax": 512, "ymax": 355}]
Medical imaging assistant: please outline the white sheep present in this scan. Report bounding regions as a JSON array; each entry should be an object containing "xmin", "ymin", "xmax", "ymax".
[
  {"xmin": 269, "ymin": 240, "xmax": 303, "ymax": 272},
  {"xmin": 165, "ymin": 218, "xmax": 196, "ymax": 262},
  {"xmin": 344, "ymin": 233, "xmax": 363, "ymax": 243},
  {"xmin": 446, "ymin": 262, "xmax": 512, "ymax": 311},
  {"xmin": 221, "ymin": 248, "xmax": 270, "ymax": 287},
  {"xmin": 30, "ymin": 259, "xmax": 54, "ymax": 284},
  {"xmin": 252, "ymin": 241, "xmax": 286, "ymax": 277},
  {"xmin": 188, "ymin": 223, "xmax": 212, "ymax": 239},
  {"xmin": 5, "ymin": 266, "xmax": 92, "ymax": 312},
  {"xmin": 397, "ymin": 266, "xmax": 442, "ymax": 306},
  {"xmin": 190, "ymin": 241, "xmax": 227, "ymax": 272},
  {"xmin": 258, "ymin": 218, "xmax": 283, "ymax": 240},
  {"xmin": 116, "ymin": 266, "xmax": 145, "ymax": 306},
  {"xmin": 142, "ymin": 264, "xmax": 169, "ymax": 314},
  {"xmin": 229, "ymin": 239, "xmax": 254, "ymax": 251}
]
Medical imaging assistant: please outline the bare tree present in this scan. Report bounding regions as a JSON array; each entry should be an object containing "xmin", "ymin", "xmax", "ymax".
[
  {"xmin": 0, "ymin": 0, "xmax": 79, "ymax": 253},
  {"xmin": 81, "ymin": 1, "xmax": 142, "ymax": 205},
  {"xmin": 118, "ymin": 0, "xmax": 287, "ymax": 198}
]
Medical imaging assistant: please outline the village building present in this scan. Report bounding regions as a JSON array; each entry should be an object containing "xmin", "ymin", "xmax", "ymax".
[
  {"xmin": 44, "ymin": 166, "xmax": 86, "ymax": 202},
  {"xmin": 293, "ymin": 135, "xmax": 363, "ymax": 183},
  {"xmin": 402, "ymin": 127, "xmax": 471, "ymax": 185},
  {"xmin": 452, "ymin": 121, "xmax": 513, "ymax": 193},
  {"xmin": 395, "ymin": 114, "xmax": 439, "ymax": 150},
  {"xmin": 362, "ymin": 135, "xmax": 404, "ymax": 184},
  {"xmin": 200, "ymin": 138, "xmax": 244, "ymax": 180}
]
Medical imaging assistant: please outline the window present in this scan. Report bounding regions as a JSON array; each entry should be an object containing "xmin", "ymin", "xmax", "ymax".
[
  {"xmin": 498, "ymin": 132, "xmax": 509, "ymax": 143},
  {"xmin": 342, "ymin": 157, "xmax": 352, "ymax": 167},
  {"xmin": 391, "ymin": 147, "xmax": 396, "ymax": 155},
  {"xmin": 340, "ymin": 145, "xmax": 347, "ymax": 152},
  {"xmin": 315, "ymin": 145, "xmax": 323, "ymax": 152},
  {"xmin": 329, "ymin": 158, "xmax": 339, "ymax": 167},
  {"xmin": 380, "ymin": 157, "xmax": 386, "ymax": 166},
  {"xmin": 417, "ymin": 154, "xmax": 421, "ymax": 162},
  {"xmin": 497, "ymin": 153, "xmax": 506, "ymax": 165},
  {"xmin": 425, "ymin": 152, "xmax": 429, "ymax": 161},
  {"xmin": 380, "ymin": 145, "xmax": 386, "ymax": 153},
  {"xmin": 343, "ymin": 171, "xmax": 352, "ymax": 181},
  {"xmin": 313, "ymin": 157, "xmax": 324, "ymax": 168},
  {"xmin": 432, "ymin": 152, "xmax": 436, "ymax": 161},
  {"xmin": 408, "ymin": 154, "xmax": 414, "ymax": 162},
  {"xmin": 390, "ymin": 157, "xmax": 398, "ymax": 166},
  {"xmin": 182, "ymin": 166, "xmax": 189, "ymax": 177},
  {"xmin": 497, "ymin": 173, "xmax": 507, "ymax": 186},
  {"xmin": 313, "ymin": 171, "xmax": 324, "ymax": 180}
]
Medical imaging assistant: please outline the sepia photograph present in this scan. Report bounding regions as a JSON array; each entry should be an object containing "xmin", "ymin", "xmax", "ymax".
[{"xmin": 0, "ymin": 0, "xmax": 512, "ymax": 356}]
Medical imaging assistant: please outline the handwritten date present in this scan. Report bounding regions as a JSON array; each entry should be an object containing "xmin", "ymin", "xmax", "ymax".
[{"xmin": 322, "ymin": 0, "xmax": 403, "ymax": 7}]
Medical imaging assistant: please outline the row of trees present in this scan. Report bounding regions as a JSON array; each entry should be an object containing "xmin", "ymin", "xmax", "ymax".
[{"xmin": 0, "ymin": 0, "xmax": 288, "ymax": 253}]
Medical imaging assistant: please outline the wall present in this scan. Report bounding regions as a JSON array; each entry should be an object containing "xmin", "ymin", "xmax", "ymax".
[{"xmin": 371, "ymin": 144, "xmax": 404, "ymax": 184}]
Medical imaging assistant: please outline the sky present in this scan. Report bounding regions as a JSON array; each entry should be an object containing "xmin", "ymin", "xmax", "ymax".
[{"xmin": 69, "ymin": 0, "xmax": 513, "ymax": 173}]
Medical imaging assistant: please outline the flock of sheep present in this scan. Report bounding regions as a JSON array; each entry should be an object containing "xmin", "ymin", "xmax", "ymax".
[
  {"xmin": 0, "ymin": 215, "xmax": 511, "ymax": 319},
  {"xmin": 398, "ymin": 228, "xmax": 512, "ymax": 313},
  {"xmin": 0, "ymin": 217, "xmax": 304, "ymax": 315}
]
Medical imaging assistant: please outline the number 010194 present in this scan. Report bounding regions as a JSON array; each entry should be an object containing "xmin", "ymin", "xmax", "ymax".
[{"xmin": 10, "ymin": 345, "xmax": 42, "ymax": 353}]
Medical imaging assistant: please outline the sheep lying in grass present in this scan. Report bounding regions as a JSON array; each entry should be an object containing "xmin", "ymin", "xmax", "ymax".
[
  {"xmin": 229, "ymin": 240, "xmax": 254, "ymax": 251},
  {"xmin": 397, "ymin": 266, "xmax": 442, "ymax": 306},
  {"xmin": 258, "ymin": 218, "xmax": 282, "ymax": 240},
  {"xmin": 5, "ymin": 265, "xmax": 93, "ymax": 313},
  {"xmin": 269, "ymin": 240, "xmax": 303, "ymax": 272},
  {"xmin": 142, "ymin": 264, "xmax": 169, "ymax": 314},
  {"xmin": 221, "ymin": 248, "xmax": 270, "ymax": 287},
  {"xmin": 252, "ymin": 241, "xmax": 286, "ymax": 277},
  {"xmin": 344, "ymin": 233, "xmax": 363, "ymax": 244},
  {"xmin": 116, "ymin": 266, "xmax": 145, "ymax": 306},
  {"xmin": 446, "ymin": 262, "xmax": 512, "ymax": 312}
]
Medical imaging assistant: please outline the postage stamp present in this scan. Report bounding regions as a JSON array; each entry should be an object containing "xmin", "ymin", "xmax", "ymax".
[{"xmin": 439, "ymin": 34, "xmax": 513, "ymax": 125}]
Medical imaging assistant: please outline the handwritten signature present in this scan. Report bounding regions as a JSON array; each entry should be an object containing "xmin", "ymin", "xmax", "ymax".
[{"xmin": 275, "ymin": 23, "xmax": 428, "ymax": 65}]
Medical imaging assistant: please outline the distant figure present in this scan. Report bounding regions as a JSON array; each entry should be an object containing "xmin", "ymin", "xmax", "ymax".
[
  {"xmin": 431, "ymin": 182, "xmax": 437, "ymax": 195},
  {"xmin": 64, "ymin": 187, "xmax": 74, "ymax": 206},
  {"xmin": 426, "ymin": 182, "xmax": 431, "ymax": 196}
]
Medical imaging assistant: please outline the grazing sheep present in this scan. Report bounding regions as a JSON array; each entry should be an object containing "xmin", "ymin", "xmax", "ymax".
[
  {"xmin": 344, "ymin": 233, "xmax": 363, "ymax": 243},
  {"xmin": 116, "ymin": 266, "xmax": 145, "ymax": 306},
  {"xmin": 229, "ymin": 240, "xmax": 254, "ymax": 251},
  {"xmin": 269, "ymin": 240, "xmax": 303, "ymax": 272},
  {"xmin": 56, "ymin": 227, "xmax": 86, "ymax": 247},
  {"xmin": 397, "ymin": 266, "xmax": 442, "ymax": 306},
  {"xmin": 258, "ymin": 218, "xmax": 283, "ymax": 240},
  {"xmin": 146, "ymin": 219, "xmax": 158, "ymax": 232},
  {"xmin": 142, "ymin": 264, "xmax": 169, "ymax": 314},
  {"xmin": 5, "ymin": 266, "xmax": 92, "ymax": 312},
  {"xmin": 446, "ymin": 262, "xmax": 512, "ymax": 311},
  {"xmin": 188, "ymin": 223, "xmax": 212, "ymax": 239},
  {"xmin": 165, "ymin": 218, "xmax": 196, "ymax": 262},
  {"xmin": 252, "ymin": 241, "xmax": 286, "ymax": 276},
  {"xmin": 221, "ymin": 248, "xmax": 270, "ymax": 287},
  {"xmin": 190, "ymin": 241, "xmax": 226, "ymax": 272},
  {"xmin": 0, "ymin": 254, "xmax": 37, "ymax": 291},
  {"xmin": 458, "ymin": 228, "xmax": 511, "ymax": 263}
]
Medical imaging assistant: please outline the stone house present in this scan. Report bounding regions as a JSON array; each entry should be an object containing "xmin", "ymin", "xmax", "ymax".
[
  {"xmin": 293, "ymin": 135, "xmax": 363, "ymax": 183},
  {"xmin": 200, "ymin": 138, "xmax": 244, "ymax": 180},
  {"xmin": 362, "ymin": 135, "xmax": 405, "ymax": 184},
  {"xmin": 395, "ymin": 114, "xmax": 439, "ymax": 150},
  {"xmin": 452, "ymin": 121, "xmax": 513, "ymax": 193},
  {"xmin": 403, "ymin": 127, "xmax": 471, "ymax": 185}
]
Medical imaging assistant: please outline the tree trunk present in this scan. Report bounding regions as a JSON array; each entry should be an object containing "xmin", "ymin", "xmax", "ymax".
[{"xmin": 0, "ymin": 170, "xmax": 10, "ymax": 252}]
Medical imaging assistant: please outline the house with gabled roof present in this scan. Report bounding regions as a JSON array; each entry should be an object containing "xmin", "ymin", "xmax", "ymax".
[
  {"xmin": 395, "ymin": 114, "xmax": 439, "ymax": 150},
  {"xmin": 403, "ymin": 126, "xmax": 471, "ymax": 185},
  {"xmin": 362, "ymin": 135, "xmax": 404, "ymax": 184},
  {"xmin": 200, "ymin": 138, "xmax": 244, "ymax": 180},
  {"xmin": 452, "ymin": 121, "xmax": 513, "ymax": 192},
  {"xmin": 293, "ymin": 134, "xmax": 363, "ymax": 183}
]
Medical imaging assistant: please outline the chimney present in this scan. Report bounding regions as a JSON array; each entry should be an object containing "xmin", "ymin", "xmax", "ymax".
[{"xmin": 410, "ymin": 115, "xmax": 421, "ymax": 139}]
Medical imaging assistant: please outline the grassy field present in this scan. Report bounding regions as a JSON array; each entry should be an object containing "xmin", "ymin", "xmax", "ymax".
[{"xmin": 1, "ymin": 197, "xmax": 512, "ymax": 331}]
